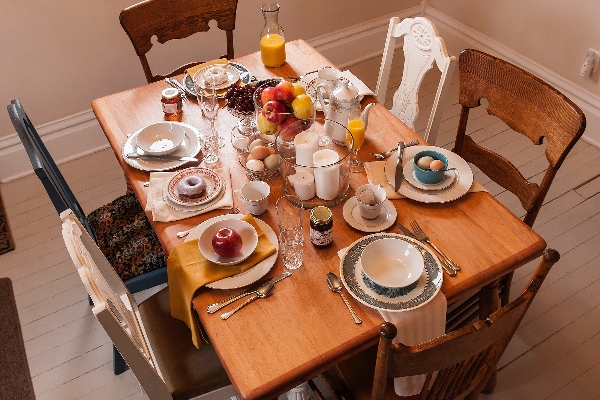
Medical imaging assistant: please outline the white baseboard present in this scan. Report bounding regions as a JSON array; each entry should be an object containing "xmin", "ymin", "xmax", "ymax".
[{"xmin": 425, "ymin": 7, "xmax": 600, "ymax": 148}]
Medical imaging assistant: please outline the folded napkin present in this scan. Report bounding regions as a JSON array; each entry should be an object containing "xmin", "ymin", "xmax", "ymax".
[
  {"xmin": 186, "ymin": 59, "xmax": 228, "ymax": 80},
  {"xmin": 168, "ymin": 214, "xmax": 277, "ymax": 348},
  {"xmin": 364, "ymin": 161, "xmax": 488, "ymax": 200},
  {"xmin": 341, "ymin": 70, "xmax": 375, "ymax": 97},
  {"xmin": 337, "ymin": 248, "xmax": 447, "ymax": 396},
  {"xmin": 145, "ymin": 167, "xmax": 233, "ymax": 222}
]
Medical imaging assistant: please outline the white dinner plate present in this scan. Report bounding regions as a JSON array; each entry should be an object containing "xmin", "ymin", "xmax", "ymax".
[
  {"xmin": 165, "ymin": 167, "xmax": 224, "ymax": 207},
  {"xmin": 384, "ymin": 146, "xmax": 474, "ymax": 203},
  {"xmin": 339, "ymin": 233, "xmax": 442, "ymax": 312},
  {"xmin": 122, "ymin": 122, "xmax": 202, "ymax": 172},
  {"xmin": 403, "ymin": 160, "xmax": 456, "ymax": 191},
  {"xmin": 198, "ymin": 219, "xmax": 259, "ymax": 265},
  {"xmin": 342, "ymin": 197, "xmax": 397, "ymax": 233},
  {"xmin": 185, "ymin": 214, "xmax": 279, "ymax": 289}
]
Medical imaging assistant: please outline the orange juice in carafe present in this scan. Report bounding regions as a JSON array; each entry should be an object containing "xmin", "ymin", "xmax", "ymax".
[{"xmin": 260, "ymin": 4, "xmax": 286, "ymax": 67}]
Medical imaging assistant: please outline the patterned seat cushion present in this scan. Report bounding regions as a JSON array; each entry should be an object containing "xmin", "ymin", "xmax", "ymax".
[{"xmin": 87, "ymin": 193, "xmax": 167, "ymax": 281}]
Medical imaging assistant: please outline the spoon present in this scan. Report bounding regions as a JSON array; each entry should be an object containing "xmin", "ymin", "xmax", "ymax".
[
  {"xmin": 372, "ymin": 140, "xmax": 419, "ymax": 159},
  {"xmin": 220, "ymin": 280, "xmax": 274, "ymax": 320},
  {"xmin": 326, "ymin": 272, "xmax": 361, "ymax": 324}
]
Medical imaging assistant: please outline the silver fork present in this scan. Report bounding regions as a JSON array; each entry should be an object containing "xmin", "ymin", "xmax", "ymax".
[
  {"xmin": 410, "ymin": 221, "xmax": 462, "ymax": 272},
  {"xmin": 176, "ymin": 207, "xmax": 240, "ymax": 238}
]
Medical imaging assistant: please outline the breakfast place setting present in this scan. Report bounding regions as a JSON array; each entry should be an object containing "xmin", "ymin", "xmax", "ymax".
[{"xmin": 82, "ymin": 5, "xmax": 548, "ymax": 400}]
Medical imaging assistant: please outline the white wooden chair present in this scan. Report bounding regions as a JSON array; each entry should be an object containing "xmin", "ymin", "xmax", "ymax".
[
  {"xmin": 61, "ymin": 210, "xmax": 237, "ymax": 400},
  {"xmin": 375, "ymin": 17, "xmax": 456, "ymax": 144}
]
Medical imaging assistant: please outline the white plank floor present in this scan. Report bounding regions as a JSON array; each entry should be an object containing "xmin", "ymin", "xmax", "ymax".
[{"xmin": 1, "ymin": 46, "xmax": 600, "ymax": 399}]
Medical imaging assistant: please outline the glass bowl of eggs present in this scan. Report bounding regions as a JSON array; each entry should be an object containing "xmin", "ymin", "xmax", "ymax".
[
  {"xmin": 238, "ymin": 138, "xmax": 281, "ymax": 181},
  {"xmin": 413, "ymin": 150, "xmax": 448, "ymax": 185}
]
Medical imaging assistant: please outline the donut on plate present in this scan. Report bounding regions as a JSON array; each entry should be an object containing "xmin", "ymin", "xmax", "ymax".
[{"xmin": 177, "ymin": 175, "xmax": 207, "ymax": 199}]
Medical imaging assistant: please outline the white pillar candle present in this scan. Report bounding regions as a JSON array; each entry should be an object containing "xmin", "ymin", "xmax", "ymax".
[
  {"xmin": 288, "ymin": 172, "xmax": 315, "ymax": 201},
  {"xmin": 294, "ymin": 131, "xmax": 319, "ymax": 167},
  {"xmin": 232, "ymin": 136, "xmax": 250, "ymax": 151},
  {"xmin": 313, "ymin": 149, "xmax": 340, "ymax": 201}
]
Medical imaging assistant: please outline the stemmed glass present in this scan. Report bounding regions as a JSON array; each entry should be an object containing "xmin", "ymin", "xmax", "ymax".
[
  {"xmin": 346, "ymin": 109, "xmax": 366, "ymax": 172},
  {"xmin": 198, "ymin": 84, "xmax": 220, "ymax": 163}
]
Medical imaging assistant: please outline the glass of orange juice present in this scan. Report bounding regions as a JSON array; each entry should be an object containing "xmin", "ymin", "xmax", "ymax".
[
  {"xmin": 260, "ymin": 4, "xmax": 286, "ymax": 68},
  {"xmin": 346, "ymin": 109, "xmax": 366, "ymax": 172}
]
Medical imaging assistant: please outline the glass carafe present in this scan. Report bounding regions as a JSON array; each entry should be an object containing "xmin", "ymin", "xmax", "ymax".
[{"xmin": 260, "ymin": 4, "xmax": 286, "ymax": 68}]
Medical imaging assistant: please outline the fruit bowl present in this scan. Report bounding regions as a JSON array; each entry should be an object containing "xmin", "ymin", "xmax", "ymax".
[
  {"xmin": 253, "ymin": 78, "xmax": 316, "ymax": 143},
  {"xmin": 198, "ymin": 219, "xmax": 258, "ymax": 265}
]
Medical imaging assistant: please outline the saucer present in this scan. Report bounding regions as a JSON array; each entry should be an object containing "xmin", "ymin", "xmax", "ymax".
[
  {"xmin": 403, "ymin": 161, "xmax": 455, "ymax": 191},
  {"xmin": 343, "ymin": 197, "xmax": 397, "ymax": 233}
]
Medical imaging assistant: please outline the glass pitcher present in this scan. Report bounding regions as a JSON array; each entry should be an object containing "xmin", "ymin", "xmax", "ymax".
[{"xmin": 260, "ymin": 4, "xmax": 286, "ymax": 68}]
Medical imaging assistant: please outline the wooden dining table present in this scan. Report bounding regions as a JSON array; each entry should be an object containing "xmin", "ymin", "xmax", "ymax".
[{"xmin": 92, "ymin": 40, "xmax": 546, "ymax": 400}]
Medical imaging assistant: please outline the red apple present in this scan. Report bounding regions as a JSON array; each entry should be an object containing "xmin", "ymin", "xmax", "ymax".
[
  {"xmin": 274, "ymin": 81, "xmax": 295, "ymax": 103},
  {"xmin": 262, "ymin": 100, "xmax": 287, "ymax": 124},
  {"xmin": 212, "ymin": 228, "xmax": 243, "ymax": 258},
  {"xmin": 278, "ymin": 116, "xmax": 301, "ymax": 141},
  {"xmin": 261, "ymin": 87, "xmax": 277, "ymax": 106}
]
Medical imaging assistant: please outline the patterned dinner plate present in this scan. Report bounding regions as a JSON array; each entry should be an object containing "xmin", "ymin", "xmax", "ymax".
[
  {"xmin": 183, "ymin": 62, "xmax": 252, "ymax": 97},
  {"xmin": 340, "ymin": 233, "xmax": 442, "ymax": 311},
  {"xmin": 166, "ymin": 167, "xmax": 223, "ymax": 207}
]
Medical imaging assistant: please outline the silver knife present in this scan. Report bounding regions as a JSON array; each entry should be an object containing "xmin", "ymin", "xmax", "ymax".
[
  {"xmin": 164, "ymin": 78, "xmax": 188, "ymax": 100},
  {"xmin": 126, "ymin": 153, "xmax": 198, "ymax": 162},
  {"xmin": 395, "ymin": 221, "xmax": 457, "ymax": 277},
  {"xmin": 394, "ymin": 141, "xmax": 405, "ymax": 192},
  {"xmin": 206, "ymin": 272, "xmax": 292, "ymax": 313}
]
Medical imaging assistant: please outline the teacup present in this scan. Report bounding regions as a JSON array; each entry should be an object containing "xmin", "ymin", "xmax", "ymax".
[
  {"xmin": 317, "ymin": 66, "xmax": 342, "ymax": 95},
  {"xmin": 355, "ymin": 184, "xmax": 386, "ymax": 220},
  {"xmin": 234, "ymin": 181, "xmax": 270, "ymax": 215}
]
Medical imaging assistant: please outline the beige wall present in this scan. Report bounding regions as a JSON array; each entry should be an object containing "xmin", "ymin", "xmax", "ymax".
[
  {"xmin": 427, "ymin": 0, "xmax": 600, "ymax": 94},
  {"xmin": 0, "ymin": 0, "xmax": 419, "ymax": 138}
]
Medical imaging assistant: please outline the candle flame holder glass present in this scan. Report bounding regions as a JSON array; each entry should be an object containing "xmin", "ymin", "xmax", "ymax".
[{"xmin": 275, "ymin": 118, "xmax": 353, "ymax": 209}]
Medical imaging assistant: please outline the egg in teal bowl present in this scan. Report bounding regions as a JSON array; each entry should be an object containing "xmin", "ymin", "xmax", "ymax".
[{"xmin": 413, "ymin": 150, "xmax": 448, "ymax": 185}]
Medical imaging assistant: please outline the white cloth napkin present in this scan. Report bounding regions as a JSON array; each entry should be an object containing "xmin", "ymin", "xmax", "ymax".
[
  {"xmin": 337, "ymin": 248, "xmax": 447, "ymax": 396},
  {"xmin": 145, "ymin": 167, "xmax": 233, "ymax": 222},
  {"xmin": 341, "ymin": 70, "xmax": 375, "ymax": 97},
  {"xmin": 364, "ymin": 161, "xmax": 488, "ymax": 200}
]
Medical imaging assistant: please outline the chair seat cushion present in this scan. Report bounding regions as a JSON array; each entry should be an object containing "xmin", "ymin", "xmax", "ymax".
[
  {"xmin": 139, "ymin": 287, "xmax": 231, "ymax": 399},
  {"xmin": 87, "ymin": 193, "xmax": 167, "ymax": 281}
]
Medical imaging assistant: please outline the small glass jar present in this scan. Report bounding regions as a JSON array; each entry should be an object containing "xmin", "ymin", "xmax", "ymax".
[
  {"xmin": 161, "ymin": 88, "xmax": 183, "ymax": 116},
  {"xmin": 310, "ymin": 206, "xmax": 333, "ymax": 248}
]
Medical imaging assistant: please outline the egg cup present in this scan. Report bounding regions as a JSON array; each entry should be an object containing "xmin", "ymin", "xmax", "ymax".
[{"xmin": 413, "ymin": 150, "xmax": 448, "ymax": 185}]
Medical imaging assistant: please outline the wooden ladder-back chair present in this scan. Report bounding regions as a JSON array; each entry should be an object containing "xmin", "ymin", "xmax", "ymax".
[
  {"xmin": 120, "ymin": 0, "xmax": 239, "ymax": 84},
  {"xmin": 375, "ymin": 17, "xmax": 456, "ymax": 144},
  {"xmin": 448, "ymin": 49, "xmax": 585, "ymax": 329},
  {"xmin": 320, "ymin": 249, "xmax": 560, "ymax": 400},
  {"xmin": 61, "ymin": 210, "xmax": 237, "ymax": 400},
  {"xmin": 8, "ymin": 99, "xmax": 168, "ymax": 375}
]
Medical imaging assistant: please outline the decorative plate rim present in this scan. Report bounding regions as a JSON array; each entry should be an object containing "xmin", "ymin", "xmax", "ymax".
[{"xmin": 166, "ymin": 167, "xmax": 224, "ymax": 206}]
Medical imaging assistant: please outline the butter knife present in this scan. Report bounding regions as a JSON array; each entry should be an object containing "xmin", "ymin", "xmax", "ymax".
[
  {"xmin": 126, "ymin": 153, "xmax": 198, "ymax": 162},
  {"xmin": 395, "ymin": 221, "xmax": 457, "ymax": 277},
  {"xmin": 394, "ymin": 141, "xmax": 405, "ymax": 192},
  {"xmin": 206, "ymin": 272, "xmax": 292, "ymax": 313}
]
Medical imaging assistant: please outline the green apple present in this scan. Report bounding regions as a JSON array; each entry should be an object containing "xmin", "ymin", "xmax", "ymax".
[
  {"xmin": 257, "ymin": 114, "xmax": 279, "ymax": 135},
  {"xmin": 291, "ymin": 94, "xmax": 314, "ymax": 120}
]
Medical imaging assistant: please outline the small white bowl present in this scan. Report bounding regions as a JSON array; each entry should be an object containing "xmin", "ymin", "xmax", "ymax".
[
  {"xmin": 199, "ymin": 219, "xmax": 258, "ymax": 265},
  {"xmin": 136, "ymin": 122, "xmax": 186, "ymax": 156},
  {"xmin": 361, "ymin": 238, "xmax": 424, "ymax": 290}
]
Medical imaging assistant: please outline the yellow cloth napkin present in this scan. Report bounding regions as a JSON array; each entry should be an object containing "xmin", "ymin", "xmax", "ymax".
[
  {"xmin": 167, "ymin": 214, "xmax": 277, "ymax": 348},
  {"xmin": 364, "ymin": 161, "xmax": 487, "ymax": 200},
  {"xmin": 186, "ymin": 59, "xmax": 228, "ymax": 81}
]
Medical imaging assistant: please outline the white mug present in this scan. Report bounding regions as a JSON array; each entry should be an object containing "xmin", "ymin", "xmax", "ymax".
[
  {"xmin": 234, "ymin": 181, "xmax": 270, "ymax": 216},
  {"xmin": 355, "ymin": 184, "xmax": 386, "ymax": 220}
]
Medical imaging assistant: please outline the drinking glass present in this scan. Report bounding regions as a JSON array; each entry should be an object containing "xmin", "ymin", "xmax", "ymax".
[
  {"xmin": 346, "ymin": 109, "xmax": 366, "ymax": 172},
  {"xmin": 276, "ymin": 195, "xmax": 304, "ymax": 270},
  {"xmin": 199, "ymin": 84, "xmax": 219, "ymax": 163}
]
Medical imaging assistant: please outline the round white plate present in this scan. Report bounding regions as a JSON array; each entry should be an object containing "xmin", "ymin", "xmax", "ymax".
[
  {"xmin": 162, "ymin": 183, "xmax": 226, "ymax": 214},
  {"xmin": 403, "ymin": 161, "xmax": 456, "ymax": 191},
  {"xmin": 166, "ymin": 167, "xmax": 224, "ymax": 206},
  {"xmin": 185, "ymin": 214, "xmax": 279, "ymax": 289},
  {"xmin": 342, "ymin": 197, "xmax": 397, "ymax": 233},
  {"xmin": 198, "ymin": 219, "xmax": 259, "ymax": 265},
  {"xmin": 191, "ymin": 64, "xmax": 240, "ymax": 90},
  {"xmin": 183, "ymin": 62, "xmax": 252, "ymax": 97},
  {"xmin": 384, "ymin": 146, "xmax": 474, "ymax": 203},
  {"xmin": 339, "ymin": 233, "xmax": 442, "ymax": 311},
  {"xmin": 361, "ymin": 238, "xmax": 424, "ymax": 289},
  {"xmin": 122, "ymin": 123, "xmax": 202, "ymax": 172}
]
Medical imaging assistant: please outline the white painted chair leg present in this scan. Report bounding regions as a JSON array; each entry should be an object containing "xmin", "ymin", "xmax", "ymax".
[{"xmin": 286, "ymin": 382, "xmax": 310, "ymax": 400}]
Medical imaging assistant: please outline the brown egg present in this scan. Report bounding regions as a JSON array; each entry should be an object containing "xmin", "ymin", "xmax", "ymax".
[
  {"xmin": 430, "ymin": 159, "xmax": 445, "ymax": 171},
  {"xmin": 268, "ymin": 146, "xmax": 276, "ymax": 155},
  {"xmin": 250, "ymin": 145, "xmax": 271, "ymax": 160}
]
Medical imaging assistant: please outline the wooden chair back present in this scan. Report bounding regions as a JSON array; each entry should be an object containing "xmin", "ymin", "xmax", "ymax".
[
  {"xmin": 453, "ymin": 49, "xmax": 586, "ymax": 227},
  {"xmin": 375, "ymin": 17, "xmax": 456, "ymax": 144},
  {"xmin": 371, "ymin": 249, "xmax": 559, "ymax": 400},
  {"xmin": 61, "ymin": 210, "xmax": 172, "ymax": 398},
  {"xmin": 120, "ymin": 0, "xmax": 238, "ymax": 83}
]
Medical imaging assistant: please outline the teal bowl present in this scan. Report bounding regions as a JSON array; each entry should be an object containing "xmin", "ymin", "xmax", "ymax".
[{"xmin": 413, "ymin": 150, "xmax": 448, "ymax": 185}]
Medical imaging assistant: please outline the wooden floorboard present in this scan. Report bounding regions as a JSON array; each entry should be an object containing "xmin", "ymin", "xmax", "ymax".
[{"xmin": 0, "ymin": 42, "xmax": 598, "ymax": 400}]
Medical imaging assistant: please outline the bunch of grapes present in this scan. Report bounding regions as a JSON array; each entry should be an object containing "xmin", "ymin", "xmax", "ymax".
[{"xmin": 225, "ymin": 86, "xmax": 257, "ymax": 114}]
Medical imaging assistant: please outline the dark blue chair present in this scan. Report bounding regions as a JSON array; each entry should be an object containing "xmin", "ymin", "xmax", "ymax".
[{"xmin": 8, "ymin": 99, "xmax": 168, "ymax": 375}]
